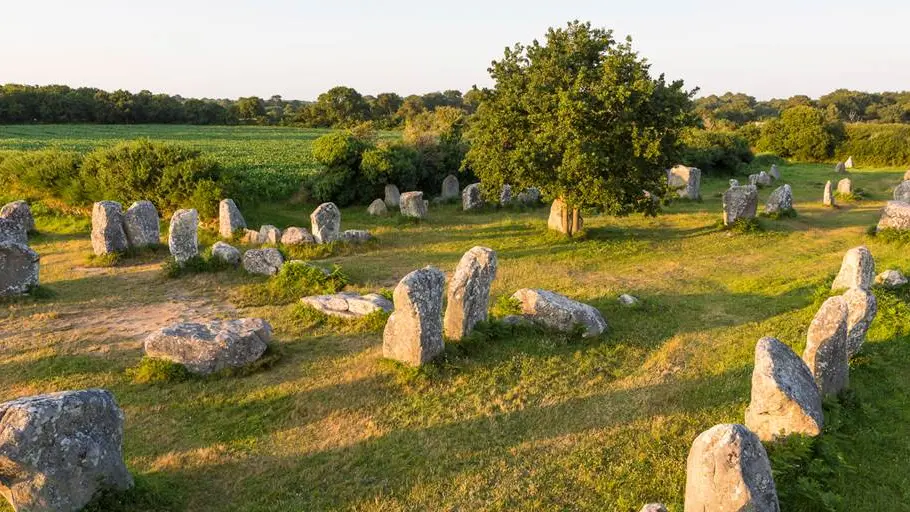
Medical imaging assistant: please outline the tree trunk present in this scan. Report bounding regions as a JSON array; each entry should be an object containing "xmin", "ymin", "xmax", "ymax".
[
  {"xmin": 561, "ymin": 202, "xmax": 571, "ymax": 238},
  {"xmin": 571, "ymin": 208, "xmax": 580, "ymax": 237}
]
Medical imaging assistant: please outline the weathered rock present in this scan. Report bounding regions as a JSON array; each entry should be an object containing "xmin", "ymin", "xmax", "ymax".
[
  {"xmin": 769, "ymin": 164, "xmax": 780, "ymax": 180},
  {"xmin": 835, "ymin": 162, "xmax": 846, "ymax": 173},
  {"xmin": 893, "ymin": 180, "xmax": 910, "ymax": 203},
  {"xmin": 765, "ymin": 184, "xmax": 793, "ymax": 214},
  {"xmin": 0, "ymin": 389, "xmax": 133, "ymax": 512},
  {"xmin": 618, "ymin": 294, "xmax": 640, "ymax": 306},
  {"xmin": 511, "ymin": 288, "xmax": 607, "ymax": 337},
  {"xmin": 684, "ymin": 424, "xmax": 779, "ymax": 512},
  {"xmin": 367, "ymin": 198, "xmax": 388, "ymax": 216},
  {"xmin": 745, "ymin": 337, "xmax": 823, "ymax": 441},
  {"xmin": 0, "ymin": 242, "xmax": 39, "ymax": 296},
  {"xmin": 843, "ymin": 287, "xmax": 877, "ymax": 358},
  {"xmin": 757, "ymin": 171, "xmax": 772, "ymax": 186},
  {"xmin": 0, "ymin": 218, "xmax": 27, "ymax": 245},
  {"xmin": 400, "ymin": 191, "xmax": 428, "ymax": 218},
  {"xmin": 301, "ymin": 292, "xmax": 393, "ymax": 318},
  {"xmin": 831, "ymin": 245, "xmax": 874, "ymax": 291},
  {"xmin": 123, "ymin": 200, "xmax": 160, "ymax": 248},
  {"xmin": 729, "ymin": 179, "xmax": 740, "ymax": 188},
  {"xmin": 748, "ymin": 174, "xmax": 760, "ymax": 186},
  {"xmin": 168, "ymin": 209, "xmax": 199, "ymax": 263},
  {"xmin": 441, "ymin": 175, "xmax": 460, "ymax": 200},
  {"xmin": 845, "ymin": 156, "xmax": 854, "ymax": 169},
  {"xmin": 639, "ymin": 504, "xmax": 668, "ymax": 512},
  {"xmin": 876, "ymin": 269, "xmax": 908, "ymax": 288},
  {"xmin": 462, "ymin": 183, "xmax": 484, "ymax": 211},
  {"xmin": 668, "ymin": 165, "xmax": 701, "ymax": 199},
  {"xmin": 241, "ymin": 228, "xmax": 261, "ymax": 244},
  {"xmin": 310, "ymin": 202, "xmax": 341, "ymax": 244},
  {"xmin": 823, "ymin": 180, "xmax": 835, "ymax": 207},
  {"xmin": 877, "ymin": 200, "xmax": 910, "ymax": 231},
  {"xmin": 91, "ymin": 201, "xmax": 128, "ymax": 255},
  {"xmin": 259, "ymin": 225, "xmax": 282, "ymax": 245},
  {"xmin": 280, "ymin": 226, "xmax": 314, "ymax": 245},
  {"xmin": 547, "ymin": 198, "xmax": 583, "ymax": 234},
  {"xmin": 516, "ymin": 187, "xmax": 541, "ymax": 205},
  {"xmin": 444, "ymin": 247, "xmax": 497, "ymax": 340},
  {"xmin": 382, "ymin": 267, "xmax": 446, "ymax": 366},
  {"xmin": 242, "ymin": 248, "xmax": 284, "ymax": 276},
  {"xmin": 384, "ymin": 184, "xmax": 401, "ymax": 208},
  {"xmin": 0, "ymin": 200, "xmax": 34, "ymax": 233},
  {"xmin": 905, "ymin": 170, "xmax": 910, "ymax": 181},
  {"xmin": 218, "ymin": 198, "xmax": 246, "ymax": 238},
  {"xmin": 837, "ymin": 178, "xmax": 852, "ymax": 195},
  {"xmin": 341, "ymin": 229, "xmax": 372, "ymax": 243},
  {"xmin": 144, "ymin": 318, "xmax": 271, "ymax": 375},
  {"xmin": 499, "ymin": 184, "xmax": 512, "ymax": 206},
  {"xmin": 722, "ymin": 185, "xmax": 758, "ymax": 225},
  {"xmin": 211, "ymin": 241, "xmax": 241, "ymax": 265},
  {"xmin": 802, "ymin": 296, "xmax": 849, "ymax": 396}
]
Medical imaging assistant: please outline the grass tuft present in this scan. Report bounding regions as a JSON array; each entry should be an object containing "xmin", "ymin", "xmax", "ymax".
[
  {"xmin": 233, "ymin": 261, "xmax": 348, "ymax": 307},
  {"xmin": 275, "ymin": 303, "xmax": 389, "ymax": 336},
  {"xmin": 127, "ymin": 357, "xmax": 192, "ymax": 384},
  {"xmin": 161, "ymin": 247, "xmax": 234, "ymax": 278},
  {"xmin": 872, "ymin": 227, "xmax": 910, "ymax": 245},
  {"xmin": 490, "ymin": 294, "xmax": 522, "ymax": 318},
  {"xmin": 85, "ymin": 244, "xmax": 167, "ymax": 268}
]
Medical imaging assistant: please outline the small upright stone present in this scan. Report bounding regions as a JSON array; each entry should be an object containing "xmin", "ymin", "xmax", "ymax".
[
  {"xmin": 802, "ymin": 296, "xmax": 849, "ymax": 396},
  {"xmin": 877, "ymin": 201, "xmax": 910, "ymax": 231},
  {"xmin": 499, "ymin": 184, "xmax": 512, "ymax": 206},
  {"xmin": 843, "ymin": 287, "xmax": 877, "ymax": 358},
  {"xmin": 823, "ymin": 180, "xmax": 835, "ymax": 207},
  {"xmin": 259, "ymin": 225, "xmax": 282, "ymax": 245},
  {"xmin": 512, "ymin": 288, "xmax": 607, "ymax": 337},
  {"xmin": 444, "ymin": 247, "xmax": 498, "ymax": 340},
  {"xmin": 722, "ymin": 185, "xmax": 758, "ymax": 226},
  {"xmin": 0, "ymin": 218, "xmax": 27, "ymax": 245},
  {"xmin": 400, "ymin": 191, "xmax": 428, "ymax": 218},
  {"xmin": 765, "ymin": 184, "xmax": 793, "ymax": 215},
  {"xmin": 441, "ymin": 175, "xmax": 460, "ymax": 200},
  {"xmin": 547, "ymin": 198, "xmax": 583, "ymax": 234},
  {"xmin": 835, "ymin": 162, "xmax": 846, "ymax": 173},
  {"xmin": 684, "ymin": 424, "xmax": 779, "ymax": 512},
  {"xmin": 668, "ymin": 165, "xmax": 701, "ymax": 200},
  {"xmin": 516, "ymin": 187, "xmax": 541, "ymax": 205},
  {"xmin": 876, "ymin": 269, "xmax": 908, "ymax": 288},
  {"xmin": 123, "ymin": 200, "xmax": 160, "ymax": 248},
  {"xmin": 168, "ymin": 209, "xmax": 199, "ymax": 263},
  {"xmin": 893, "ymin": 180, "xmax": 910, "ymax": 203},
  {"xmin": 384, "ymin": 184, "xmax": 401, "ymax": 208},
  {"xmin": 91, "ymin": 201, "xmax": 128, "ymax": 255},
  {"xmin": 0, "ymin": 200, "xmax": 34, "ymax": 233},
  {"xmin": 368, "ymin": 198, "xmax": 388, "ymax": 216},
  {"xmin": 280, "ymin": 226, "xmax": 314, "ymax": 245},
  {"xmin": 462, "ymin": 183, "xmax": 484, "ymax": 210},
  {"xmin": 0, "ymin": 242, "xmax": 39, "ymax": 296},
  {"xmin": 768, "ymin": 164, "xmax": 780, "ymax": 180},
  {"xmin": 218, "ymin": 198, "xmax": 246, "ymax": 238},
  {"xmin": 837, "ymin": 178, "xmax": 852, "ymax": 196},
  {"xmin": 211, "ymin": 241, "xmax": 241, "ymax": 265},
  {"xmin": 310, "ymin": 202, "xmax": 341, "ymax": 244},
  {"xmin": 242, "ymin": 248, "xmax": 284, "ymax": 276},
  {"xmin": 745, "ymin": 337, "xmax": 823, "ymax": 441},
  {"xmin": 382, "ymin": 267, "xmax": 446, "ymax": 366},
  {"xmin": 845, "ymin": 156, "xmax": 854, "ymax": 169},
  {"xmin": 831, "ymin": 245, "xmax": 874, "ymax": 291}
]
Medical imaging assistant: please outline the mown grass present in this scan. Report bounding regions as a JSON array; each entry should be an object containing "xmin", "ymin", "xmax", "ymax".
[{"xmin": 0, "ymin": 141, "xmax": 908, "ymax": 511}]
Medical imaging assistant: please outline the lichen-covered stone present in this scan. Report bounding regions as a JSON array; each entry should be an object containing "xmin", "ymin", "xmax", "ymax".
[
  {"xmin": 444, "ymin": 247, "xmax": 497, "ymax": 340},
  {"xmin": 843, "ymin": 287, "xmax": 877, "ymax": 358},
  {"xmin": 382, "ymin": 267, "xmax": 445, "ymax": 366},
  {"xmin": 765, "ymin": 184, "xmax": 793, "ymax": 214},
  {"xmin": 384, "ymin": 184, "xmax": 401, "ymax": 208},
  {"xmin": 837, "ymin": 178, "xmax": 853, "ymax": 195},
  {"xmin": 511, "ymin": 288, "xmax": 607, "ymax": 337},
  {"xmin": 893, "ymin": 181, "xmax": 910, "ymax": 203},
  {"xmin": 802, "ymin": 296, "xmax": 849, "ymax": 396},
  {"xmin": 462, "ymin": 183, "xmax": 484, "ymax": 211},
  {"xmin": 876, "ymin": 269, "xmax": 908, "ymax": 288},
  {"xmin": 0, "ymin": 242, "xmax": 39, "ymax": 296},
  {"xmin": 341, "ymin": 229, "xmax": 372, "ymax": 243},
  {"xmin": 367, "ymin": 199, "xmax": 388, "ymax": 216},
  {"xmin": 400, "ymin": 191, "xmax": 428, "ymax": 218},
  {"xmin": 877, "ymin": 200, "xmax": 910, "ymax": 231},
  {"xmin": 280, "ymin": 227, "xmax": 314, "ymax": 245},
  {"xmin": 310, "ymin": 202, "xmax": 341, "ymax": 244},
  {"xmin": 124, "ymin": 200, "xmax": 160, "ymax": 248},
  {"xmin": 218, "ymin": 198, "xmax": 246, "ymax": 238},
  {"xmin": 723, "ymin": 185, "xmax": 758, "ymax": 225},
  {"xmin": 0, "ymin": 218, "xmax": 27, "ymax": 245},
  {"xmin": 211, "ymin": 241, "xmax": 241, "ymax": 265},
  {"xmin": 668, "ymin": 165, "xmax": 701, "ymax": 199},
  {"xmin": 168, "ymin": 208, "xmax": 199, "ymax": 263},
  {"xmin": 259, "ymin": 225, "xmax": 282, "ymax": 245},
  {"xmin": 301, "ymin": 292, "xmax": 393, "ymax": 318},
  {"xmin": 91, "ymin": 201, "xmax": 128, "ymax": 255},
  {"xmin": 144, "ymin": 318, "xmax": 271, "ymax": 375},
  {"xmin": 441, "ymin": 175, "xmax": 460, "ymax": 200},
  {"xmin": 0, "ymin": 200, "xmax": 34, "ymax": 233},
  {"xmin": 242, "ymin": 248, "xmax": 284, "ymax": 276},
  {"xmin": 831, "ymin": 245, "xmax": 874, "ymax": 291}
]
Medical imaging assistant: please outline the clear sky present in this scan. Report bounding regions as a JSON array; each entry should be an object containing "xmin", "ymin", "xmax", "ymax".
[{"xmin": 2, "ymin": 0, "xmax": 908, "ymax": 101}]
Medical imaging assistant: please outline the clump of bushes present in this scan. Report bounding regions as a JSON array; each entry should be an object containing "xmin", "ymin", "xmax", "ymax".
[
  {"xmin": 679, "ymin": 128, "xmax": 753, "ymax": 175},
  {"xmin": 756, "ymin": 106, "xmax": 844, "ymax": 161},
  {"xmin": 835, "ymin": 124, "xmax": 910, "ymax": 167},
  {"xmin": 161, "ymin": 247, "xmax": 235, "ymax": 278}
]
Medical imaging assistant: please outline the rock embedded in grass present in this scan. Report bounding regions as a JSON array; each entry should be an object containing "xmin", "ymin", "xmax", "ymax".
[
  {"xmin": 639, "ymin": 504, "xmax": 668, "ymax": 512},
  {"xmin": 310, "ymin": 202, "xmax": 341, "ymax": 244},
  {"xmin": 462, "ymin": 183, "xmax": 484, "ymax": 211},
  {"xmin": 0, "ymin": 200, "xmax": 34, "ymax": 233},
  {"xmin": 384, "ymin": 184, "xmax": 401, "ymax": 208},
  {"xmin": 823, "ymin": 180, "xmax": 835, "ymax": 207},
  {"xmin": 341, "ymin": 229, "xmax": 372, "ymax": 243},
  {"xmin": 894, "ymin": 180, "xmax": 910, "ymax": 203},
  {"xmin": 0, "ymin": 241, "xmax": 39, "ymax": 296},
  {"xmin": 259, "ymin": 225, "xmax": 282, "ymax": 245},
  {"xmin": 91, "ymin": 200, "xmax": 129, "ymax": 255},
  {"xmin": 444, "ymin": 246, "xmax": 497, "ymax": 340},
  {"xmin": 144, "ymin": 318, "xmax": 271, "ymax": 375},
  {"xmin": 843, "ymin": 287, "xmax": 877, "ymax": 358},
  {"xmin": 511, "ymin": 288, "xmax": 607, "ymax": 337},
  {"xmin": 211, "ymin": 241, "xmax": 241, "ymax": 265},
  {"xmin": 382, "ymin": 266, "xmax": 445, "ymax": 366},
  {"xmin": 0, "ymin": 389, "xmax": 133, "ymax": 512},
  {"xmin": 301, "ymin": 292, "xmax": 393, "ymax": 318},
  {"xmin": 876, "ymin": 269, "xmax": 908, "ymax": 288},
  {"xmin": 242, "ymin": 248, "xmax": 284, "ymax": 276},
  {"xmin": 280, "ymin": 226, "xmax": 315, "ymax": 245},
  {"xmin": 831, "ymin": 245, "xmax": 875, "ymax": 291},
  {"xmin": 802, "ymin": 295, "xmax": 850, "ymax": 396},
  {"xmin": 441, "ymin": 175, "xmax": 460, "ymax": 200},
  {"xmin": 168, "ymin": 208, "xmax": 199, "ymax": 264},
  {"xmin": 723, "ymin": 185, "xmax": 758, "ymax": 226},
  {"xmin": 0, "ymin": 217, "xmax": 27, "ymax": 245},
  {"xmin": 877, "ymin": 200, "xmax": 910, "ymax": 231},
  {"xmin": 684, "ymin": 423, "xmax": 779, "ymax": 512},
  {"xmin": 124, "ymin": 200, "xmax": 160, "ymax": 248},
  {"xmin": 745, "ymin": 337, "xmax": 823, "ymax": 441},
  {"xmin": 764, "ymin": 184, "xmax": 793, "ymax": 215},
  {"xmin": 618, "ymin": 294, "xmax": 640, "ymax": 306},
  {"xmin": 399, "ymin": 191, "xmax": 428, "ymax": 218},
  {"xmin": 367, "ymin": 199, "xmax": 388, "ymax": 216},
  {"xmin": 667, "ymin": 164, "xmax": 701, "ymax": 200},
  {"xmin": 218, "ymin": 198, "xmax": 246, "ymax": 238}
]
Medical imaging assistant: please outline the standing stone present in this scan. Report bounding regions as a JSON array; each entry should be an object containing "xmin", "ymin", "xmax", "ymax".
[
  {"xmin": 91, "ymin": 201, "xmax": 128, "ymax": 255},
  {"xmin": 722, "ymin": 185, "xmax": 758, "ymax": 225},
  {"xmin": 877, "ymin": 201, "xmax": 910, "ymax": 231},
  {"xmin": 837, "ymin": 178, "xmax": 853, "ymax": 195},
  {"xmin": 310, "ymin": 202, "xmax": 341, "ymax": 244},
  {"xmin": 462, "ymin": 183, "xmax": 484, "ymax": 211},
  {"xmin": 400, "ymin": 191, "xmax": 428, "ymax": 218},
  {"xmin": 368, "ymin": 198, "xmax": 388, "ymax": 216},
  {"xmin": 668, "ymin": 165, "xmax": 701, "ymax": 200},
  {"xmin": 684, "ymin": 424, "xmax": 779, "ymax": 512},
  {"xmin": 242, "ymin": 248, "xmax": 284, "ymax": 276},
  {"xmin": 0, "ymin": 242, "xmax": 40, "ymax": 296},
  {"xmin": 144, "ymin": 318, "xmax": 271, "ymax": 375},
  {"xmin": 211, "ymin": 241, "xmax": 241, "ymax": 265},
  {"xmin": 259, "ymin": 225, "xmax": 282, "ymax": 245},
  {"xmin": 745, "ymin": 337, "xmax": 823, "ymax": 441},
  {"xmin": 802, "ymin": 296, "xmax": 849, "ymax": 396},
  {"xmin": 382, "ymin": 267, "xmax": 446, "ymax": 366},
  {"xmin": 280, "ymin": 227, "xmax": 315, "ymax": 245},
  {"xmin": 769, "ymin": 164, "xmax": 781, "ymax": 180},
  {"xmin": 444, "ymin": 247, "xmax": 498, "ymax": 340},
  {"xmin": 765, "ymin": 184, "xmax": 793, "ymax": 215},
  {"xmin": 123, "ymin": 200, "xmax": 160, "ymax": 248},
  {"xmin": 831, "ymin": 245, "xmax": 874, "ymax": 291},
  {"xmin": 547, "ymin": 198, "xmax": 583, "ymax": 234},
  {"xmin": 823, "ymin": 181, "xmax": 835, "ymax": 207},
  {"xmin": 218, "ymin": 199, "xmax": 246, "ymax": 238},
  {"xmin": 499, "ymin": 184, "xmax": 512, "ymax": 206},
  {"xmin": 893, "ymin": 181, "xmax": 910, "ymax": 203},
  {"xmin": 845, "ymin": 156, "xmax": 854, "ymax": 169},
  {"xmin": 168, "ymin": 209, "xmax": 199, "ymax": 264},
  {"xmin": 843, "ymin": 287, "xmax": 877, "ymax": 358},
  {"xmin": 0, "ymin": 218, "xmax": 27, "ymax": 245},
  {"xmin": 384, "ymin": 184, "xmax": 401, "ymax": 208},
  {"xmin": 441, "ymin": 175, "xmax": 460, "ymax": 200},
  {"xmin": 835, "ymin": 162, "xmax": 846, "ymax": 173},
  {"xmin": 0, "ymin": 200, "xmax": 34, "ymax": 233},
  {"xmin": 511, "ymin": 288, "xmax": 607, "ymax": 337},
  {"xmin": 517, "ymin": 187, "xmax": 541, "ymax": 205}
]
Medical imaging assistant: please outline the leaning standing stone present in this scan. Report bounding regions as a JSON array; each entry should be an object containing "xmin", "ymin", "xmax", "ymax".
[
  {"xmin": 259, "ymin": 225, "xmax": 282, "ymax": 245},
  {"xmin": 242, "ymin": 248, "xmax": 284, "ymax": 276},
  {"xmin": 765, "ymin": 184, "xmax": 793, "ymax": 215},
  {"xmin": 444, "ymin": 247, "xmax": 497, "ymax": 340},
  {"xmin": 144, "ymin": 318, "xmax": 271, "ymax": 375},
  {"xmin": 0, "ymin": 242, "xmax": 39, "ymax": 296},
  {"xmin": 91, "ymin": 201, "xmax": 128, "ymax": 255},
  {"xmin": 123, "ymin": 200, "xmax": 160, "ymax": 248},
  {"xmin": 211, "ymin": 241, "xmax": 241, "ymax": 265},
  {"xmin": 823, "ymin": 181, "xmax": 835, "ymax": 207},
  {"xmin": 0, "ymin": 389, "xmax": 133, "ymax": 512},
  {"xmin": 462, "ymin": 183, "xmax": 484, "ymax": 211},
  {"xmin": 367, "ymin": 198, "xmax": 388, "ymax": 216},
  {"xmin": 400, "ymin": 191, "xmax": 428, "ymax": 218},
  {"xmin": 684, "ymin": 424, "xmax": 779, "ymax": 512},
  {"xmin": 218, "ymin": 198, "xmax": 246, "ymax": 238},
  {"xmin": 168, "ymin": 209, "xmax": 199, "ymax": 263},
  {"xmin": 843, "ymin": 287, "xmax": 877, "ymax": 358},
  {"xmin": 382, "ymin": 266, "xmax": 446, "ymax": 366},
  {"xmin": 668, "ymin": 165, "xmax": 701, "ymax": 200},
  {"xmin": 877, "ymin": 201, "xmax": 910, "ymax": 231},
  {"xmin": 745, "ymin": 337, "xmax": 823, "ymax": 441},
  {"xmin": 499, "ymin": 184, "xmax": 512, "ymax": 206},
  {"xmin": 831, "ymin": 245, "xmax": 874, "ymax": 291},
  {"xmin": 384, "ymin": 184, "xmax": 401, "ymax": 208},
  {"xmin": 837, "ymin": 178, "xmax": 852, "ymax": 195},
  {"xmin": 310, "ymin": 202, "xmax": 341, "ymax": 244},
  {"xmin": 0, "ymin": 218, "xmax": 27, "ymax": 245},
  {"xmin": 441, "ymin": 175, "xmax": 460, "ymax": 200},
  {"xmin": 0, "ymin": 200, "xmax": 34, "ymax": 233},
  {"xmin": 511, "ymin": 288, "xmax": 607, "ymax": 337},
  {"xmin": 722, "ymin": 185, "xmax": 758, "ymax": 225},
  {"xmin": 802, "ymin": 296, "xmax": 849, "ymax": 396},
  {"xmin": 893, "ymin": 180, "xmax": 910, "ymax": 203}
]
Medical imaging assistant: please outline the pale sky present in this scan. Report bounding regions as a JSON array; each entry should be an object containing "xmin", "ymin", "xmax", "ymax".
[{"xmin": 2, "ymin": 0, "xmax": 908, "ymax": 101}]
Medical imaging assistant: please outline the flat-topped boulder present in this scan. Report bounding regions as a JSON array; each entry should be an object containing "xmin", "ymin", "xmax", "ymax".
[
  {"xmin": 0, "ymin": 200, "xmax": 34, "ymax": 233},
  {"xmin": 368, "ymin": 198, "xmax": 388, "ymax": 216},
  {"xmin": 877, "ymin": 200, "xmax": 910, "ymax": 231},
  {"xmin": 441, "ymin": 175, "xmax": 460, "ymax": 200},
  {"xmin": 384, "ymin": 184, "xmax": 401, "ymax": 208},
  {"xmin": 259, "ymin": 225, "xmax": 282, "ymax": 245},
  {"xmin": 144, "ymin": 318, "xmax": 271, "ymax": 375},
  {"xmin": 444, "ymin": 246, "xmax": 497, "ymax": 340},
  {"xmin": 668, "ymin": 165, "xmax": 701, "ymax": 200},
  {"xmin": 382, "ymin": 266, "xmax": 446, "ymax": 366},
  {"xmin": 0, "ymin": 242, "xmax": 39, "ymax": 296},
  {"xmin": 802, "ymin": 296, "xmax": 849, "ymax": 396},
  {"xmin": 843, "ymin": 287, "xmax": 877, "ymax": 358},
  {"xmin": 242, "ymin": 248, "xmax": 284, "ymax": 276},
  {"xmin": 462, "ymin": 183, "xmax": 484, "ymax": 211},
  {"xmin": 0, "ymin": 389, "xmax": 133, "ymax": 512},
  {"xmin": 124, "ymin": 200, "xmax": 160, "ymax": 248},
  {"xmin": 218, "ymin": 198, "xmax": 246, "ymax": 238},
  {"xmin": 341, "ymin": 229, "xmax": 372, "ymax": 243},
  {"xmin": 281, "ymin": 226, "xmax": 315, "ymax": 245},
  {"xmin": 168, "ymin": 208, "xmax": 199, "ymax": 263},
  {"xmin": 831, "ymin": 245, "xmax": 874, "ymax": 291},
  {"xmin": 211, "ymin": 241, "xmax": 241, "ymax": 265},
  {"xmin": 765, "ymin": 184, "xmax": 793, "ymax": 214},
  {"xmin": 310, "ymin": 202, "xmax": 341, "ymax": 244},
  {"xmin": 876, "ymin": 269, "xmax": 908, "ymax": 288},
  {"xmin": 91, "ymin": 201, "xmax": 128, "ymax": 255},
  {"xmin": 301, "ymin": 292, "xmax": 393, "ymax": 318},
  {"xmin": 723, "ymin": 185, "xmax": 758, "ymax": 225},
  {"xmin": 0, "ymin": 218, "xmax": 27, "ymax": 245},
  {"xmin": 893, "ymin": 181, "xmax": 910, "ymax": 203},
  {"xmin": 400, "ymin": 191, "xmax": 428, "ymax": 218},
  {"xmin": 511, "ymin": 288, "xmax": 607, "ymax": 337},
  {"xmin": 745, "ymin": 337, "xmax": 823, "ymax": 441}
]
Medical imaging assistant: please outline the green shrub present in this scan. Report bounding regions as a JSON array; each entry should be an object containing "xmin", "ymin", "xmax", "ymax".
[
  {"xmin": 835, "ymin": 124, "xmax": 910, "ymax": 166},
  {"xmin": 680, "ymin": 128, "xmax": 753, "ymax": 175},
  {"xmin": 233, "ymin": 261, "xmax": 348, "ymax": 307},
  {"xmin": 161, "ymin": 248, "xmax": 234, "ymax": 278},
  {"xmin": 0, "ymin": 149, "xmax": 85, "ymax": 203},
  {"xmin": 360, "ymin": 142, "xmax": 419, "ymax": 191},
  {"xmin": 309, "ymin": 131, "xmax": 372, "ymax": 205},
  {"xmin": 127, "ymin": 357, "xmax": 191, "ymax": 384},
  {"xmin": 757, "ymin": 106, "xmax": 843, "ymax": 162},
  {"xmin": 490, "ymin": 294, "xmax": 523, "ymax": 318}
]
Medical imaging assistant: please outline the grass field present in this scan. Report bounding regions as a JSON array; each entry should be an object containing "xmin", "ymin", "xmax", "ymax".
[{"xmin": 1, "ymin": 125, "xmax": 909, "ymax": 511}]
